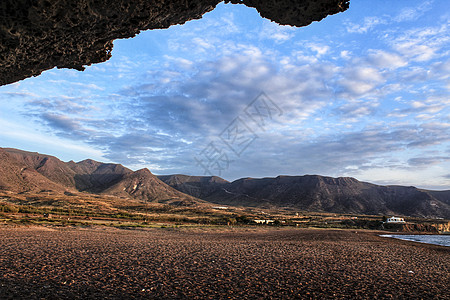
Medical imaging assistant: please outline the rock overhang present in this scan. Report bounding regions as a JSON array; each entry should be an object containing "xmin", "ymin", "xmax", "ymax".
[{"xmin": 0, "ymin": 0, "xmax": 349, "ymax": 86}]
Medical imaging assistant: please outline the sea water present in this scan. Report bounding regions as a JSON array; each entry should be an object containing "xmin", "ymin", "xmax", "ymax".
[{"xmin": 380, "ymin": 234, "xmax": 450, "ymax": 247}]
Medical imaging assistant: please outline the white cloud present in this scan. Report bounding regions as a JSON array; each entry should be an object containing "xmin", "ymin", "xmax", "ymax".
[
  {"xmin": 340, "ymin": 50, "xmax": 351, "ymax": 59},
  {"xmin": 292, "ymin": 50, "xmax": 318, "ymax": 64},
  {"xmin": 307, "ymin": 43, "xmax": 330, "ymax": 57},
  {"xmin": 337, "ymin": 100, "xmax": 379, "ymax": 121},
  {"xmin": 259, "ymin": 21, "xmax": 295, "ymax": 43},
  {"xmin": 162, "ymin": 56, "xmax": 194, "ymax": 70},
  {"xmin": 393, "ymin": 0, "xmax": 433, "ymax": 22},
  {"xmin": 411, "ymin": 101, "xmax": 426, "ymax": 108},
  {"xmin": 395, "ymin": 42, "xmax": 436, "ymax": 62},
  {"xmin": 346, "ymin": 16, "xmax": 387, "ymax": 33},
  {"xmin": 367, "ymin": 50, "xmax": 408, "ymax": 69},
  {"xmin": 387, "ymin": 111, "xmax": 408, "ymax": 118},
  {"xmin": 337, "ymin": 66, "xmax": 385, "ymax": 98},
  {"xmin": 390, "ymin": 23, "xmax": 449, "ymax": 62},
  {"xmin": 192, "ymin": 37, "xmax": 215, "ymax": 52},
  {"xmin": 352, "ymin": 67, "xmax": 384, "ymax": 82}
]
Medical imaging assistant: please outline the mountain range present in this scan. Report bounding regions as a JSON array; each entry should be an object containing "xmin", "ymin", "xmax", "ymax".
[
  {"xmin": 1, "ymin": 147, "xmax": 449, "ymax": 218},
  {"xmin": 158, "ymin": 174, "xmax": 450, "ymax": 219}
]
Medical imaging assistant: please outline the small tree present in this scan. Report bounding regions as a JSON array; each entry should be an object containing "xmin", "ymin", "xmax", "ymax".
[
  {"xmin": 236, "ymin": 215, "xmax": 250, "ymax": 224},
  {"xmin": 227, "ymin": 217, "xmax": 236, "ymax": 226}
]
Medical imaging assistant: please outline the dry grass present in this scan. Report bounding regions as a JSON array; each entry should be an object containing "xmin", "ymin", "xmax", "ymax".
[{"xmin": 1, "ymin": 191, "xmax": 447, "ymax": 231}]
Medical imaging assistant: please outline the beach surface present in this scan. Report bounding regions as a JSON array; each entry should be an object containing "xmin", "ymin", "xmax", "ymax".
[{"xmin": 0, "ymin": 226, "xmax": 448, "ymax": 299}]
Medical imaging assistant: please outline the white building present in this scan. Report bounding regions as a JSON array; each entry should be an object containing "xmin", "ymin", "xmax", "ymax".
[
  {"xmin": 253, "ymin": 219, "xmax": 274, "ymax": 224},
  {"xmin": 386, "ymin": 216, "xmax": 405, "ymax": 223}
]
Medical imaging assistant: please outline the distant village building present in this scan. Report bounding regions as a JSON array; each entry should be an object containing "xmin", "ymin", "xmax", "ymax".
[
  {"xmin": 253, "ymin": 219, "xmax": 275, "ymax": 225},
  {"xmin": 386, "ymin": 216, "xmax": 405, "ymax": 223}
]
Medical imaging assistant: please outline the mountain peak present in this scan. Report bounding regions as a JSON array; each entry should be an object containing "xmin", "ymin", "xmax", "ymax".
[
  {"xmin": 77, "ymin": 158, "xmax": 101, "ymax": 166},
  {"xmin": 135, "ymin": 168, "xmax": 152, "ymax": 174}
]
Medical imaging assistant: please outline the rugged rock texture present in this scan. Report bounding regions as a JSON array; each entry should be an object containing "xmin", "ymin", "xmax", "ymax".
[
  {"xmin": 226, "ymin": 0, "xmax": 350, "ymax": 26},
  {"xmin": 0, "ymin": 0, "xmax": 349, "ymax": 86}
]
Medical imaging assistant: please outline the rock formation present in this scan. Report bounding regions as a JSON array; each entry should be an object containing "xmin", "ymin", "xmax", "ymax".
[{"xmin": 0, "ymin": 0, "xmax": 349, "ymax": 86}]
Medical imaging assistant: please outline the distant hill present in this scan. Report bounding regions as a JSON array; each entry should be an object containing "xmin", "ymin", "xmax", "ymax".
[
  {"xmin": 157, "ymin": 174, "xmax": 230, "ymax": 199},
  {"xmin": 103, "ymin": 169, "xmax": 201, "ymax": 205},
  {"xmin": 427, "ymin": 190, "xmax": 450, "ymax": 206},
  {"xmin": 0, "ymin": 148, "xmax": 200, "ymax": 205},
  {"xmin": 159, "ymin": 174, "xmax": 450, "ymax": 219},
  {"xmin": 0, "ymin": 148, "xmax": 68, "ymax": 193}
]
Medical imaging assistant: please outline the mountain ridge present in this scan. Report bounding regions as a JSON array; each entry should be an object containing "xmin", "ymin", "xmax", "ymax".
[{"xmin": 158, "ymin": 174, "xmax": 450, "ymax": 219}]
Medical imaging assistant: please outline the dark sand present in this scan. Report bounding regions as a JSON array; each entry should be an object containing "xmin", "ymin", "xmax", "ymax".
[{"xmin": 0, "ymin": 227, "xmax": 448, "ymax": 299}]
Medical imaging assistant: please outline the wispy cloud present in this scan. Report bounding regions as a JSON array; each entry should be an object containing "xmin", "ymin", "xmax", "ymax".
[
  {"xmin": 346, "ymin": 16, "xmax": 388, "ymax": 33},
  {"xmin": 259, "ymin": 20, "xmax": 295, "ymax": 43},
  {"xmin": 366, "ymin": 50, "xmax": 408, "ymax": 69},
  {"xmin": 390, "ymin": 23, "xmax": 449, "ymax": 62},
  {"xmin": 345, "ymin": 0, "xmax": 434, "ymax": 34},
  {"xmin": 393, "ymin": 0, "xmax": 433, "ymax": 22},
  {"xmin": 408, "ymin": 156, "xmax": 450, "ymax": 166}
]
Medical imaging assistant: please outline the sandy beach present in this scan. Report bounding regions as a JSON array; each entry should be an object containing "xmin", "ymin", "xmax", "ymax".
[{"xmin": 0, "ymin": 226, "xmax": 448, "ymax": 299}]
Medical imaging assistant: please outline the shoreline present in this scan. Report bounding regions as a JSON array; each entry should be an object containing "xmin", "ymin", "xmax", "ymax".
[{"xmin": 380, "ymin": 233, "xmax": 450, "ymax": 247}]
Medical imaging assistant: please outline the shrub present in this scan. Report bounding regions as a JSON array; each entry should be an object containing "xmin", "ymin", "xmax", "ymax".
[{"xmin": 0, "ymin": 204, "xmax": 19, "ymax": 213}]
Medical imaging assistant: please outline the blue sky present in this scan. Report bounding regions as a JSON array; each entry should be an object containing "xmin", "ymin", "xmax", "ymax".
[{"xmin": 1, "ymin": 0, "xmax": 449, "ymax": 189}]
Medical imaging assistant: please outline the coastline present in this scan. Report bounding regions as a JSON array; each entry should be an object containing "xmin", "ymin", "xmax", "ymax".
[{"xmin": 380, "ymin": 234, "xmax": 450, "ymax": 247}]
